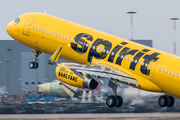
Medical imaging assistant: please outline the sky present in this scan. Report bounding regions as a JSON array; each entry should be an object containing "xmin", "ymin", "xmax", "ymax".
[{"xmin": 1, "ymin": 0, "xmax": 180, "ymax": 55}]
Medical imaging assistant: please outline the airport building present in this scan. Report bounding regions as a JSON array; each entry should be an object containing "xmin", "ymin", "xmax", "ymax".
[{"xmin": 0, "ymin": 40, "xmax": 152, "ymax": 95}]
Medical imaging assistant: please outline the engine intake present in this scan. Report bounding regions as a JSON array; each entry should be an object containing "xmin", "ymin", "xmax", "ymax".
[{"xmin": 83, "ymin": 77, "xmax": 98, "ymax": 89}]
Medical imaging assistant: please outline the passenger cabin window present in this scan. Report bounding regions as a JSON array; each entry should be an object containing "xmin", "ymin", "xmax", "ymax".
[
  {"xmin": 178, "ymin": 74, "xmax": 180, "ymax": 78},
  {"xmin": 135, "ymin": 60, "xmax": 137, "ymax": 63},
  {"xmin": 163, "ymin": 69, "xmax": 165, "ymax": 73},
  {"xmin": 166, "ymin": 70, "xmax": 169, "ymax": 74},
  {"xmin": 145, "ymin": 63, "xmax": 148, "ymax": 67},
  {"xmin": 121, "ymin": 55, "xmax": 123, "ymax": 59},
  {"xmin": 128, "ymin": 58, "xmax": 130, "ymax": 61},
  {"xmin": 39, "ymin": 28, "xmax": 42, "ymax": 32},
  {"xmin": 106, "ymin": 50, "xmax": 109, "ymax": 54},
  {"xmin": 170, "ymin": 72, "xmax": 172, "ymax": 75},
  {"xmin": 117, "ymin": 54, "xmax": 119, "ymax": 58},
  {"xmin": 53, "ymin": 33, "xmax": 55, "ymax": 36},
  {"xmin": 159, "ymin": 68, "xmax": 162, "ymax": 72},
  {"xmin": 56, "ymin": 34, "xmax": 58, "ymax": 37},
  {"xmin": 142, "ymin": 62, "xmax": 144, "ymax": 66},
  {"xmin": 49, "ymin": 32, "xmax": 52, "ymax": 35},
  {"xmin": 100, "ymin": 48, "xmax": 102, "ymax": 52},
  {"xmin": 174, "ymin": 73, "xmax": 176, "ymax": 76},
  {"xmin": 43, "ymin": 29, "xmax": 45, "ymax": 33},
  {"xmin": 36, "ymin": 27, "xmax": 38, "ymax": 31},
  {"xmin": 59, "ymin": 35, "xmax": 61, "ymax": 38},
  {"xmin": 103, "ymin": 49, "xmax": 106, "ymax": 53},
  {"xmin": 63, "ymin": 36, "xmax": 65, "ymax": 39},
  {"xmin": 66, "ymin": 37, "xmax": 68, "ymax": 40},
  {"xmin": 69, "ymin": 38, "xmax": 72, "ymax": 42},
  {"xmin": 111, "ymin": 52, "xmax": 114, "ymax": 56},
  {"xmin": 46, "ymin": 30, "xmax": 48, "ymax": 34},
  {"xmin": 33, "ymin": 26, "xmax": 35, "ymax": 30}
]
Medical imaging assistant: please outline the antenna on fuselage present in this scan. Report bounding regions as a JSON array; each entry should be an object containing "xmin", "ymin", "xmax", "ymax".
[{"xmin": 44, "ymin": 10, "xmax": 47, "ymax": 14}]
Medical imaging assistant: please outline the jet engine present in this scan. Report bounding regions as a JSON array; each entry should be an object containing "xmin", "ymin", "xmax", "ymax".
[{"xmin": 55, "ymin": 66, "xmax": 98, "ymax": 89}]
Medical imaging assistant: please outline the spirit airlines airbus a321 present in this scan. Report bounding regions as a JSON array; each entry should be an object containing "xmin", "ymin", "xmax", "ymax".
[{"xmin": 6, "ymin": 12, "xmax": 180, "ymax": 108}]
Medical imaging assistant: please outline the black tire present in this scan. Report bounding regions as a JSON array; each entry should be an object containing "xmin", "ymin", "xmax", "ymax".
[
  {"xmin": 115, "ymin": 96, "xmax": 123, "ymax": 107},
  {"xmin": 34, "ymin": 62, "xmax": 39, "ymax": 69},
  {"xmin": 167, "ymin": 96, "xmax": 175, "ymax": 107},
  {"xmin": 29, "ymin": 62, "xmax": 35, "ymax": 69},
  {"xmin": 106, "ymin": 95, "xmax": 116, "ymax": 108},
  {"xmin": 158, "ymin": 95, "xmax": 168, "ymax": 107}
]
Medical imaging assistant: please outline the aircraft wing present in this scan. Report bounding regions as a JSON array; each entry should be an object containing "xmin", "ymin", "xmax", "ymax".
[
  {"xmin": 49, "ymin": 44, "xmax": 139, "ymax": 88},
  {"xmin": 57, "ymin": 60, "xmax": 139, "ymax": 88}
]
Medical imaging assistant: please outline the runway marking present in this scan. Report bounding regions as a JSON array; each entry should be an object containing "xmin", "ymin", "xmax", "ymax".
[{"xmin": 0, "ymin": 113, "xmax": 180, "ymax": 119}]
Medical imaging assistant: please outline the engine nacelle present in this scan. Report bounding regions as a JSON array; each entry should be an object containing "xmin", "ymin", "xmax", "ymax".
[{"xmin": 55, "ymin": 66, "xmax": 98, "ymax": 89}]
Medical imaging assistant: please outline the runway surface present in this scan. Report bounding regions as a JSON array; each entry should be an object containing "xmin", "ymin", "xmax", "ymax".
[{"xmin": 0, "ymin": 113, "xmax": 180, "ymax": 119}]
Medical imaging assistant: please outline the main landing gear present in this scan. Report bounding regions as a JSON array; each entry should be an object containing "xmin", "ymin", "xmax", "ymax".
[
  {"xmin": 106, "ymin": 81, "xmax": 123, "ymax": 108},
  {"xmin": 106, "ymin": 95, "xmax": 123, "ymax": 108},
  {"xmin": 29, "ymin": 50, "xmax": 41, "ymax": 69},
  {"xmin": 158, "ymin": 95, "xmax": 175, "ymax": 107}
]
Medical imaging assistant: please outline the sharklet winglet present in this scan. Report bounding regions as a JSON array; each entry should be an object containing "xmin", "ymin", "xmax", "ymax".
[{"xmin": 48, "ymin": 44, "xmax": 63, "ymax": 65}]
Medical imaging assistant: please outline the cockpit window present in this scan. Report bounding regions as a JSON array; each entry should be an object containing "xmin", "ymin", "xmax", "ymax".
[{"xmin": 15, "ymin": 17, "xmax": 20, "ymax": 24}]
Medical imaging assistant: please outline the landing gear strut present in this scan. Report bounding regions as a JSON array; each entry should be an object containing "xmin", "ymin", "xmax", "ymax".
[
  {"xmin": 158, "ymin": 95, "xmax": 175, "ymax": 107},
  {"xmin": 106, "ymin": 80, "xmax": 123, "ymax": 108},
  {"xmin": 29, "ymin": 50, "xmax": 41, "ymax": 69}
]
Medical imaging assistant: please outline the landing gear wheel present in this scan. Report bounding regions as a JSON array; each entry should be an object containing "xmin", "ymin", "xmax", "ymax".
[
  {"xmin": 34, "ymin": 62, "xmax": 39, "ymax": 69},
  {"xmin": 29, "ymin": 50, "xmax": 41, "ymax": 69},
  {"xmin": 29, "ymin": 61, "xmax": 35, "ymax": 69},
  {"xmin": 115, "ymin": 96, "xmax": 123, "ymax": 107},
  {"xmin": 29, "ymin": 62, "xmax": 38, "ymax": 69},
  {"xmin": 106, "ymin": 95, "xmax": 116, "ymax": 108},
  {"xmin": 167, "ymin": 96, "xmax": 175, "ymax": 107},
  {"xmin": 158, "ymin": 95, "xmax": 168, "ymax": 107}
]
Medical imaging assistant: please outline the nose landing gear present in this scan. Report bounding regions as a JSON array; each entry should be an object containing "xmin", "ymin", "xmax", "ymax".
[
  {"xmin": 29, "ymin": 61, "xmax": 38, "ymax": 69},
  {"xmin": 29, "ymin": 50, "xmax": 41, "ymax": 69}
]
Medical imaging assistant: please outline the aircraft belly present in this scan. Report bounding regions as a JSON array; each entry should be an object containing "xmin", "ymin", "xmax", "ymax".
[{"xmin": 152, "ymin": 75, "xmax": 180, "ymax": 98}]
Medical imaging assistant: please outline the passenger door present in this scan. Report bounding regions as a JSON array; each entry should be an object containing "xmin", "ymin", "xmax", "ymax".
[
  {"xmin": 22, "ymin": 16, "xmax": 36, "ymax": 36},
  {"xmin": 147, "ymin": 60, "xmax": 158, "ymax": 77},
  {"xmin": 77, "ymin": 38, "xmax": 86, "ymax": 53}
]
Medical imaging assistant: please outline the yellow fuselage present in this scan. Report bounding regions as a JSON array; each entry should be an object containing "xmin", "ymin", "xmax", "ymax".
[{"xmin": 6, "ymin": 12, "xmax": 180, "ymax": 98}]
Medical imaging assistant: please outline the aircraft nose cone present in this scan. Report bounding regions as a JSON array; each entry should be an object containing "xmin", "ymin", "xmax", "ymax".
[{"xmin": 6, "ymin": 21, "xmax": 13, "ymax": 34}]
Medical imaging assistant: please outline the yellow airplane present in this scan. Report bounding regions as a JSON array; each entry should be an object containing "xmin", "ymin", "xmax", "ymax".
[{"xmin": 6, "ymin": 12, "xmax": 180, "ymax": 108}]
